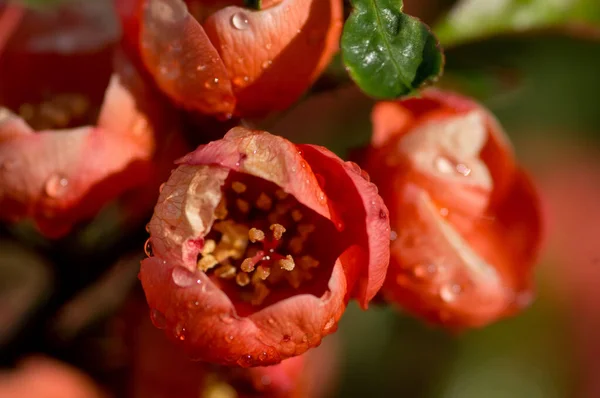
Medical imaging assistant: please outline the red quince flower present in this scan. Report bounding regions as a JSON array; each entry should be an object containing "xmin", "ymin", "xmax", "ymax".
[
  {"xmin": 0, "ymin": 1, "xmax": 186, "ymax": 238},
  {"xmin": 359, "ymin": 89, "xmax": 543, "ymax": 329},
  {"xmin": 117, "ymin": 0, "xmax": 343, "ymax": 118},
  {"xmin": 141, "ymin": 126, "xmax": 389, "ymax": 366}
]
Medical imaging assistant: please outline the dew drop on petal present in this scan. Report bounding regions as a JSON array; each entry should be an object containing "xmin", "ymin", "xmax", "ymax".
[
  {"xmin": 150, "ymin": 308, "xmax": 167, "ymax": 329},
  {"xmin": 390, "ymin": 230, "xmax": 398, "ymax": 241},
  {"xmin": 231, "ymin": 12, "xmax": 250, "ymax": 30},
  {"xmin": 261, "ymin": 60, "xmax": 272, "ymax": 69},
  {"xmin": 439, "ymin": 208, "xmax": 449, "ymax": 217},
  {"xmin": 456, "ymin": 163, "xmax": 472, "ymax": 176},
  {"xmin": 282, "ymin": 334, "xmax": 291, "ymax": 342},
  {"xmin": 237, "ymin": 355, "xmax": 253, "ymax": 367},
  {"xmin": 323, "ymin": 317, "xmax": 335, "ymax": 331},
  {"xmin": 258, "ymin": 351, "xmax": 267, "ymax": 361},
  {"xmin": 44, "ymin": 174, "xmax": 69, "ymax": 198},
  {"xmin": 171, "ymin": 266, "xmax": 199, "ymax": 288},
  {"xmin": 439, "ymin": 283, "xmax": 462, "ymax": 303},
  {"xmin": 144, "ymin": 238, "xmax": 154, "ymax": 257}
]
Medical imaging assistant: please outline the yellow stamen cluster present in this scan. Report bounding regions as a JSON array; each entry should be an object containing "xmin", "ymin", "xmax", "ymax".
[
  {"xmin": 197, "ymin": 179, "xmax": 321, "ymax": 306},
  {"xmin": 18, "ymin": 93, "xmax": 92, "ymax": 130}
]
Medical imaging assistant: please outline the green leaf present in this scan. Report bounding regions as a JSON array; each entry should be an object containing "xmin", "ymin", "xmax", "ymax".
[
  {"xmin": 341, "ymin": 0, "xmax": 444, "ymax": 99},
  {"xmin": 244, "ymin": 0, "xmax": 262, "ymax": 10},
  {"xmin": 435, "ymin": 0, "xmax": 600, "ymax": 47}
]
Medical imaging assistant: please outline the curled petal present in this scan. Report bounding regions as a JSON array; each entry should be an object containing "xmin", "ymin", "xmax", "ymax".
[
  {"xmin": 298, "ymin": 145, "xmax": 390, "ymax": 307},
  {"xmin": 138, "ymin": 0, "xmax": 235, "ymax": 116}
]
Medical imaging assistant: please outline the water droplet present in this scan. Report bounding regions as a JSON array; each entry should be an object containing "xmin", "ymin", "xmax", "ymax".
[
  {"xmin": 196, "ymin": 64, "xmax": 207, "ymax": 71},
  {"xmin": 237, "ymin": 354, "xmax": 253, "ymax": 367},
  {"xmin": 390, "ymin": 231, "xmax": 398, "ymax": 241},
  {"xmin": 144, "ymin": 238, "xmax": 154, "ymax": 257},
  {"xmin": 265, "ymin": 42, "xmax": 272, "ymax": 50},
  {"xmin": 261, "ymin": 60, "xmax": 272, "ymax": 69},
  {"xmin": 204, "ymin": 78, "xmax": 219, "ymax": 89},
  {"xmin": 174, "ymin": 323, "xmax": 186, "ymax": 340},
  {"xmin": 231, "ymin": 12, "xmax": 250, "ymax": 30},
  {"xmin": 434, "ymin": 156, "xmax": 455, "ymax": 174},
  {"xmin": 225, "ymin": 334, "xmax": 234, "ymax": 342},
  {"xmin": 323, "ymin": 317, "xmax": 335, "ymax": 331},
  {"xmin": 267, "ymin": 318, "xmax": 275, "ymax": 325},
  {"xmin": 150, "ymin": 309, "xmax": 167, "ymax": 329},
  {"xmin": 456, "ymin": 163, "xmax": 472, "ymax": 176},
  {"xmin": 219, "ymin": 313, "xmax": 233, "ymax": 324},
  {"xmin": 412, "ymin": 263, "xmax": 437, "ymax": 279},
  {"xmin": 44, "ymin": 174, "xmax": 69, "ymax": 198},
  {"xmin": 439, "ymin": 283, "xmax": 462, "ymax": 303},
  {"xmin": 258, "ymin": 351, "xmax": 267, "ymax": 361},
  {"xmin": 301, "ymin": 335, "xmax": 308, "ymax": 343},
  {"xmin": 282, "ymin": 334, "xmax": 291, "ymax": 342},
  {"xmin": 171, "ymin": 266, "xmax": 199, "ymax": 288},
  {"xmin": 439, "ymin": 208, "xmax": 449, "ymax": 217}
]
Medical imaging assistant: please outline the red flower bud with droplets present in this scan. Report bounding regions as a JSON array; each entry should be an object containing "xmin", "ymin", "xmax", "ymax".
[
  {"xmin": 141, "ymin": 127, "xmax": 389, "ymax": 366},
  {"xmin": 358, "ymin": 89, "xmax": 543, "ymax": 329},
  {"xmin": 117, "ymin": 0, "xmax": 343, "ymax": 118},
  {"xmin": 0, "ymin": 1, "xmax": 186, "ymax": 237}
]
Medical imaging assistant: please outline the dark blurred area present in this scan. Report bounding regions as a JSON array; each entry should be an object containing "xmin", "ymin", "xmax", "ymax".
[{"xmin": 2, "ymin": 0, "xmax": 600, "ymax": 397}]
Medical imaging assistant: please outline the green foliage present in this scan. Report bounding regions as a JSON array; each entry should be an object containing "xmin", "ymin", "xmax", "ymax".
[
  {"xmin": 435, "ymin": 0, "xmax": 600, "ymax": 46},
  {"xmin": 341, "ymin": 0, "xmax": 444, "ymax": 99},
  {"xmin": 244, "ymin": 0, "xmax": 262, "ymax": 10}
]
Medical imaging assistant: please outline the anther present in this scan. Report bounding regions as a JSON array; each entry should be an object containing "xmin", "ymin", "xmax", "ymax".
[
  {"xmin": 231, "ymin": 181, "xmax": 247, "ymax": 193},
  {"xmin": 299, "ymin": 255, "xmax": 319, "ymax": 270},
  {"xmin": 255, "ymin": 265, "xmax": 271, "ymax": 280},
  {"xmin": 236, "ymin": 198, "xmax": 250, "ymax": 213},
  {"xmin": 270, "ymin": 223, "xmax": 286, "ymax": 240},
  {"xmin": 256, "ymin": 193, "xmax": 273, "ymax": 211},
  {"xmin": 279, "ymin": 255, "xmax": 295, "ymax": 271},
  {"xmin": 236, "ymin": 272, "xmax": 250, "ymax": 286},
  {"xmin": 215, "ymin": 197, "xmax": 228, "ymax": 219},
  {"xmin": 291, "ymin": 209, "xmax": 303, "ymax": 222},
  {"xmin": 249, "ymin": 228, "xmax": 265, "ymax": 242},
  {"xmin": 275, "ymin": 189, "xmax": 288, "ymax": 200},
  {"xmin": 201, "ymin": 239, "xmax": 216, "ymax": 255},
  {"xmin": 241, "ymin": 258, "xmax": 257, "ymax": 272},
  {"xmin": 198, "ymin": 254, "xmax": 219, "ymax": 271},
  {"xmin": 297, "ymin": 224, "xmax": 315, "ymax": 237},
  {"xmin": 215, "ymin": 264, "xmax": 237, "ymax": 279}
]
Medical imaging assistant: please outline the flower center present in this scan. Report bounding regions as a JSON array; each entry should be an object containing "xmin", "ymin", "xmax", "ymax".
[
  {"xmin": 15, "ymin": 93, "xmax": 97, "ymax": 130},
  {"xmin": 198, "ymin": 171, "xmax": 337, "ymax": 311}
]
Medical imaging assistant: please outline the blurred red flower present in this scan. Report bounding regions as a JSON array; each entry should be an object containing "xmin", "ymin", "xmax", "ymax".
[
  {"xmin": 0, "ymin": 1, "xmax": 187, "ymax": 237},
  {"xmin": 359, "ymin": 89, "xmax": 543, "ymax": 329},
  {"xmin": 141, "ymin": 127, "xmax": 389, "ymax": 366},
  {"xmin": 0, "ymin": 356, "xmax": 105, "ymax": 398},
  {"xmin": 117, "ymin": 0, "xmax": 343, "ymax": 118},
  {"xmin": 126, "ymin": 297, "xmax": 339, "ymax": 397}
]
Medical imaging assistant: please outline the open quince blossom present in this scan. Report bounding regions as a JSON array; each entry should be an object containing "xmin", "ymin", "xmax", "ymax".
[
  {"xmin": 359, "ymin": 89, "xmax": 542, "ymax": 329},
  {"xmin": 0, "ymin": 1, "xmax": 186, "ymax": 237},
  {"xmin": 117, "ymin": 0, "xmax": 343, "ymax": 118},
  {"xmin": 141, "ymin": 127, "xmax": 389, "ymax": 366}
]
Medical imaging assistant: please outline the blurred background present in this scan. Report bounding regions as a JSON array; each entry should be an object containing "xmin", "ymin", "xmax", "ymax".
[{"xmin": 1, "ymin": 0, "xmax": 599, "ymax": 397}]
